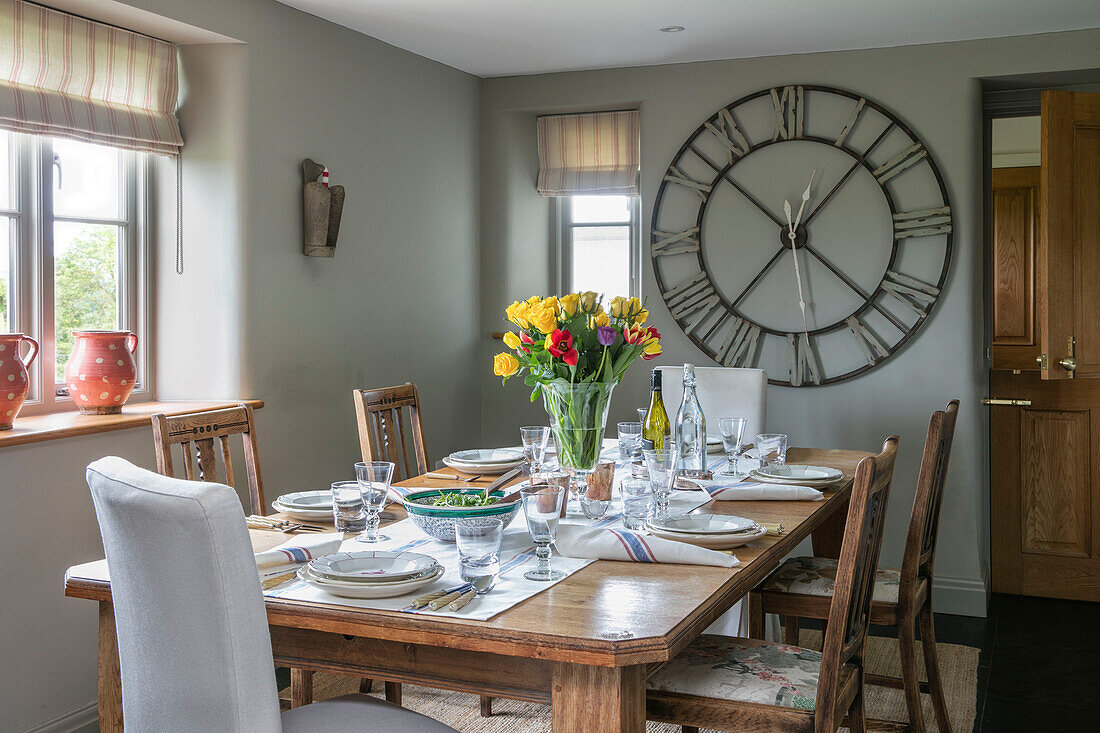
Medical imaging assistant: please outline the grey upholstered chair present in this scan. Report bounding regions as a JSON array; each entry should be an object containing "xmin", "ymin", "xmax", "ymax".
[{"xmin": 85, "ymin": 456, "xmax": 456, "ymax": 733}]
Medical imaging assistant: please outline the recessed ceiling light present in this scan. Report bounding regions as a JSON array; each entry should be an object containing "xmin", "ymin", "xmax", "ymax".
[{"xmin": 660, "ymin": 25, "xmax": 685, "ymax": 33}]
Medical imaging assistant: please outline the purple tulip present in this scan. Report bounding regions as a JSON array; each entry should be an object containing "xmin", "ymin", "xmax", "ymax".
[{"xmin": 597, "ymin": 326, "xmax": 617, "ymax": 346}]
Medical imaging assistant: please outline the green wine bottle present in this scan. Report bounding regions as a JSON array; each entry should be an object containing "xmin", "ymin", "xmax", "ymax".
[{"xmin": 642, "ymin": 368, "xmax": 671, "ymax": 451}]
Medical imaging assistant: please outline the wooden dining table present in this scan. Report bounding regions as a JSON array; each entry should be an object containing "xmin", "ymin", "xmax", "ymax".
[{"xmin": 65, "ymin": 446, "xmax": 871, "ymax": 732}]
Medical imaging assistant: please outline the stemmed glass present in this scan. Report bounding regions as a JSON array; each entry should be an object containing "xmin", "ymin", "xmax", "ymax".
[
  {"xmin": 519, "ymin": 485, "xmax": 566, "ymax": 581},
  {"xmin": 354, "ymin": 461, "xmax": 394, "ymax": 544},
  {"xmin": 717, "ymin": 417, "xmax": 748, "ymax": 475},
  {"xmin": 520, "ymin": 426, "xmax": 551, "ymax": 471},
  {"xmin": 642, "ymin": 448, "xmax": 678, "ymax": 517}
]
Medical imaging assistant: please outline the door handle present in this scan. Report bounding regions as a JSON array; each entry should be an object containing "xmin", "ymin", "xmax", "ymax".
[
  {"xmin": 1059, "ymin": 336, "xmax": 1077, "ymax": 374},
  {"xmin": 982, "ymin": 398, "xmax": 1032, "ymax": 406}
]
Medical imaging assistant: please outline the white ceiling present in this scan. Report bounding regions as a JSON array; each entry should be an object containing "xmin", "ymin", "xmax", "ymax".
[{"xmin": 274, "ymin": 0, "xmax": 1100, "ymax": 78}]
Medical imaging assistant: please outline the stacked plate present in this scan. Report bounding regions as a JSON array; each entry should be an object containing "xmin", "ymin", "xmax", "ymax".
[
  {"xmin": 646, "ymin": 513, "xmax": 767, "ymax": 549},
  {"xmin": 297, "ymin": 550, "xmax": 443, "ymax": 599},
  {"xmin": 750, "ymin": 464, "xmax": 843, "ymax": 487},
  {"xmin": 272, "ymin": 490, "xmax": 333, "ymax": 522},
  {"xmin": 442, "ymin": 448, "xmax": 525, "ymax": 475}
]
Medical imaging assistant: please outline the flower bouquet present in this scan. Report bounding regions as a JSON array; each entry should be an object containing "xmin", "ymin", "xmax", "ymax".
[{"xmin": 493, "ymin": 292, "xmax": 661, "ymax": 477}]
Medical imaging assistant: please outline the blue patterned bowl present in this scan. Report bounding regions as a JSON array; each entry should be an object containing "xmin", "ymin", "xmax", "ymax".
[{"xmin": 402, "ymin": 488, "xmax": 521, "ymax": 543}]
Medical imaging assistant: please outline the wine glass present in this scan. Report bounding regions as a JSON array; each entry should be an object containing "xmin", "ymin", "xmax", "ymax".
[
  {"xmin": 642, "ymin": 448, "xmax": 678, "ymax": 517},
  {"xmin": 354, "ymin": 461, "xmax": 394, "ymax": 543},
  {"xmin": 520, "ymin": 485, "xmax": 566, "ymax": 581},
  {"xmin": 717, "ymin": 417, "xmax": 748, "ymax": 475},
  {"xmin": 520, "ymin": 426, "xmax": 551, "ymax": 471}
]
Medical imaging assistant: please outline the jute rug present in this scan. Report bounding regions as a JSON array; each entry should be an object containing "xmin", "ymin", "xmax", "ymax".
[{"xmin": 295, "ymin": 629, "xmax": 978, "ymax": 732}]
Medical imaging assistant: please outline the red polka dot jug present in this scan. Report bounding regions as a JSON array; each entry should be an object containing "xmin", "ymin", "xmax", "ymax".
[
  {"xmin": 0, "ymin": 333, "xmax": 39, "ymax": 430},
  {"xmin": 65, "ymin": 330, "xmax": 138, "ymax": 415}
]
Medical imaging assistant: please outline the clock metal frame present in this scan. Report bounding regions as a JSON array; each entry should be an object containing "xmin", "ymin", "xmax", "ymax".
[{"xmin": 650, "ymin": 84, "xmax": 952, "ymax": 387}]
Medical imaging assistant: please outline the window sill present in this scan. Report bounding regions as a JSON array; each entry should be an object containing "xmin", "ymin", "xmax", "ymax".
[{"xmin": 0, "ymin": 399, "xmax": 264, "ymax": 449}]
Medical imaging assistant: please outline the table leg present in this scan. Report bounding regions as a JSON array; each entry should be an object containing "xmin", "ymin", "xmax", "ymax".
[
  {"xmin": 551, "ymin": 662, "xmax": 645, "ymax": 732},
  {"xmin": 98, "ymin": 601, "xmax": 123, "ymax": 732},
  {"xmin": 811, "ymin": 494, "xmax": 849, "ymax": 559}
]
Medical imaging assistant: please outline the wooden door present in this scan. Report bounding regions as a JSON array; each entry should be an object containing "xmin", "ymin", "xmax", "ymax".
[
  {"xmin": 991, "ymin": 90, "xmax": 1100, "ymax": 600},
  {"xmin": 1037, "ymin": 91, "xmax": 1100, "ymax": 379}
]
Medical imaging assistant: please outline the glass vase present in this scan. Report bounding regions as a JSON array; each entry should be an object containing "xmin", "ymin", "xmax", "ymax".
[{"xmin": 541, "ymin": 381, "xmax": 617, "ymax": 481}]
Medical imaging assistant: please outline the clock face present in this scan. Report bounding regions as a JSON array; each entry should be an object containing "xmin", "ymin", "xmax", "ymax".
[{"xmin": 650, "ymin": 85, "xmax": 952, "ymax": 387}]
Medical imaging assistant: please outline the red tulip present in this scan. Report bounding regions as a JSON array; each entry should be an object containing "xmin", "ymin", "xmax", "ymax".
[
  {"xmin": 547, "ymin": 328, "xmax": 573, "ymax": 357},
  {"xmin": 563, "ymin": 348, "xmax": 579, "ymax": 366}
]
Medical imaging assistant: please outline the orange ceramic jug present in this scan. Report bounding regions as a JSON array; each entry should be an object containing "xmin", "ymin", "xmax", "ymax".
[
  {"xmin": 0, "ymin": 333, "xmax": 39, "ymax": 430},
  {"xmin": 64, "ymin": 330, "xmax": 138, "ymax": 414}
]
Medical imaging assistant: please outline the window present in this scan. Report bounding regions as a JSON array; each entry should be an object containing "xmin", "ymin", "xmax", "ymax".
[
  {"xmin": 559, "ymin": 195, "xmax": 640, "ymax": 298},
  {"xmin": 2, "ymin": 130, "xmax": 151, "ymax": 413}
]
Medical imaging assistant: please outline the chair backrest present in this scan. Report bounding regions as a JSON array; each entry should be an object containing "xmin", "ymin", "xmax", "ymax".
[
  {"xmin": 151, "ymin": 403, "xmax": 266, "ymax": 515},
  {"xmin": 901, "ymin": 400, "xmax": 960, "ymax": 589},
  {"xmin": 353, "ymin": 382, "xmax": 428, "ymax": 482},
  {"xmin": 655, "ymin": 366, "xmax": 767, "ymax": 440},
  {"xmin": 85, "ymin": 457, "xmax": 281, "ymax": 733},
  {"xmin": 815, "ymin": 436, "xmax": 898, "ymax": 720}
]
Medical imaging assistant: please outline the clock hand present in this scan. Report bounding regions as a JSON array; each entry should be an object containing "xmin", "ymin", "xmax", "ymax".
[
  {"xmin": 792, "ymin": 169, "xmax": 816, "ymax": 231},
  {"xmin": 785, "ymin": 170, "xmax": 816, "ymax": 340}
]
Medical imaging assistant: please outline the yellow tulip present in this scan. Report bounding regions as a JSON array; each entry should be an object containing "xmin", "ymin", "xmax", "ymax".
[
  {"xmin": 526, "ymin": 295, "xmax": 542, "ymax": 305},
  {"xmin": 505, "ymin": 300, "xmax": 529, "ymax": 328},
  {"xmin": 609, "ymin": 296, "xmax": 627, "ymax": 318},
  {"xmin": 578, "ymin": 291, "xmax": 598, "ymax": 312},
  {"xmin": 627, "ymin": 297, "xmax": 642, "ymax": 317},
  {"xmin": 559, "ymin": 293, "xmax": 580, "ymax": 317},
  {"xmin": 643, "ymin": 340, "xmax": 662, "ymax": 358},
  {"xmin": 493, "ymin": 352, "xmax": 520, "ymax": 377},
  {"xmin": 527, "ymin": 304, "xmax": 558, "ymax": 334},
  {"xmin": 591, "ymin": 309, "xmax": 609, "ymax": 328},
  {"xmin": 503, "ymin": 331, "xmax": 522, "ymax": 351},
  {"xmin": 634, "ymin": 308, "xmax": 648, "ymax": 326},
  {"xmin": 542, "ymin": 295, "xmax": 560, "ymax": 316}
]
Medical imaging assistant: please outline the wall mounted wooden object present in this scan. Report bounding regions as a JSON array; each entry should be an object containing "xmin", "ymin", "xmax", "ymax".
[{"xmin": 301, "ymin": 158, "xmax": 345, "ymax": 257}]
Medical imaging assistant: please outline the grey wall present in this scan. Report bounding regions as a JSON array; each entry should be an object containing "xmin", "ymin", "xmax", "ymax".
[
  {"xmin": 2, "ymin": 1, "xmax": 480, "ymax": 730},
  {"xmin": 478, "ymin": 28, "xmax": 1100, "ymax": 618}
]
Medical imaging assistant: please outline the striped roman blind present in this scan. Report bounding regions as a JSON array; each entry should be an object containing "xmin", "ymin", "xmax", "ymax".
[
  {"xmin": 537, "ymin": 109, "xmax": 639, "ymax": 196},
  {"xmin": 0, "ymin": 0, "xmax": 182, "ymax": 155}
]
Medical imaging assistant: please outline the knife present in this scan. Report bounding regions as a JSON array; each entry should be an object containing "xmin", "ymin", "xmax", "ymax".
[{"xmin": 482, "ymin": 465, "xmax": 527, "ymax": 501}]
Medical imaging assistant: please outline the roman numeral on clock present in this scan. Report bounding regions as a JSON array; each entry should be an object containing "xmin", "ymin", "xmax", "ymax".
[
  {"xmin": 771, "ymin": 85, "xmax": 804, "ymax": 141},
  {"xmin": 651, "ymin": 226, "xmax": 700, "ymax": 257},
  {"xmin": 704, "ymin": 108, "xmax": 750, "ymax": 164},
  {"xmin": 881, "ymin": 270, "xmax": 940, "ymax": 317},
  {"xmin": 669, "ymin": 277, "xmax": 721, "ymax": 330},
  {"xmin": 846, "ymin": 315, "xmax": 889, "ymax": 365},
  {"xmin": 873, "ymin": 143, "xmax": 927, "ymax": 183},
  {"xmin": 664, "ymin": 165, "xmax": 712, "ymax": 201},
  {"xmin": 893, "ymin": 206, "xmax": 952, "ymax": 238},
  {"xmin": 787, "ymin": 332, "xmax": 821, "ymax": 386},
  {"xmin": 716, "ymin": 316, "xmax": 760, "ymax": 367},
  {"xmin": 834, "ymin": 97, "xmax": 866, "ymax": 148}
]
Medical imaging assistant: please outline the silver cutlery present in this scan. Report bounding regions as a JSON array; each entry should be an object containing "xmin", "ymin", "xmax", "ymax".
[{"xmin": 424, "ymin": 471, "xmax": 482, "ymax": 482}]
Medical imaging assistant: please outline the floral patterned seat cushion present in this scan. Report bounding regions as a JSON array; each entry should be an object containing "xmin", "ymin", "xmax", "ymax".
[
  {"xmin": 760, "ymin": 556, "xmax": 901, "ymax": 603},
  {"xmin": 647, "ymin": 636, "xmax": 821, "ymax": 710}
]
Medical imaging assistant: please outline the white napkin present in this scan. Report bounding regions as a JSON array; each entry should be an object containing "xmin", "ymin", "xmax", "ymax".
[
  {"xmin": 688, "ymin": 477, "xmax": 823, "ymax": 502},
  {"xmin": 554, "ymin": 523, "xmax": 739, "ymax": 568},
  {"xmin": 254, "ymin": 533, "xmax": 343, "ymax": 578}
]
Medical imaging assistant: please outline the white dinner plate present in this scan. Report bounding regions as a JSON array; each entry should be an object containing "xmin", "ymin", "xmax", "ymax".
[
  {"xmin": 648, "ymin": 513, "xmax": 758, "ymax": 535},
  {"xmin": 297, "ymin": 565, "xmax": 444, "ymax": 599},
  {"xmin": 310, "ymin": 550, "xmax": 438, "ymax": 582},
  {"xmin": 749, "ymin": 472, "xmax": 840, "ymax": 488},
  {"xmin": 754, "ymin": 464, "xmax": 843, "ymax": 482},
  {"xmin": 271, "ymin": 501, "xmax": 333, "ymax": 522},
  {"xmin": 276, "ymin": 490, "xmax": 333, "ymax": 510},
  {"xmin": 448, "ymin": 448, "xmax": 524, "ymax": 465},
  {"xmin": 441, "ymin": 456, "xmax": 525, "ymax": 474},
  {"xmin": 646, "ymin": 523, "xmax": 767, "ymax": 549}
]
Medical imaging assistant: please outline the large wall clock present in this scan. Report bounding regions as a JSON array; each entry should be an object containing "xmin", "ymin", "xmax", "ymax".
[{"xmin": 650, "ymin": 85, "xmax": 952, "ymax": 386}]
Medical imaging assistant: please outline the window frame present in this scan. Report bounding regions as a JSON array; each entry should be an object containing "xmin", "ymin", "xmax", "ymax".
[
  {"xmin": 556, "ymin": 195, "xmax": 642, "ymax": 298},
  {"xmin": 4, "ymin": 132, "xmax": 153, "ymax": 416}
]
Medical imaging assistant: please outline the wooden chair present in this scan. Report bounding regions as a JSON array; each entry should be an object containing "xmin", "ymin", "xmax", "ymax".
[
  {"xmin": 151, "ymin": 403, "xmax": 266, "ymax": 515},
  {"xmin": 751, "ymin": 401, "xmax": 958, "ymax": 732},
  {"xmin": 353, "ymin": 382, "xmax": 429, "ymax": 482},
  {"xmin": 646, "ymin": 436, "xmax": 899, "ymax": 733}
]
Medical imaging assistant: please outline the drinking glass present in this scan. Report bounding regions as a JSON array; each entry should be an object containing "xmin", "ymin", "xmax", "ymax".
[
  {"xmin": 520, "ymin": 485, "xmax": 566, "ymax": 581},
  {"xmin": 637, "ymin": 408, "xmax": 647, "ymax": 424},
  {"xmin": 580, "ymin": 460, "xmax": 615, "ymax": 519},
  {"xmin": 617, "ymin": 421, "xmax": 643, "ymax": 460},
  {"xmin": 717, "ymin": 417, "xmax": 748, "ymax": 475},
  {"xmin": 620, "ymin": 478, "xmax": 654, "ymax": 530},
  {"xmin": 354, "ymin": 461, "xmax": 394, "ymax": 543},
  {"xmin": 520, "ymin": 426, "xmax": 551, "ymax": 470},
  {"xmin": 455, "ymin": 518, "xmax": 503, "ymax": 591},
  {"xmin": 529, "ymin": 468, "xmax": 571, "ymax": 517},
  {"xmin": 643, "ymin": 448, "xmax": 678, "ymax": 517},
  {"xmin": 330, "ymin": 481, "xmax": 366, "ymax": 532},
  {"xmin": 756, "ymin": 434, "xmax": 789, "ymax": 467}
]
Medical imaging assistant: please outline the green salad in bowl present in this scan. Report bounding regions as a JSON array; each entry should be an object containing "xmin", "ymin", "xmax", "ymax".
[{"xmin": 402, "ymin": 488, "xmax": 521, "ymax": 542}]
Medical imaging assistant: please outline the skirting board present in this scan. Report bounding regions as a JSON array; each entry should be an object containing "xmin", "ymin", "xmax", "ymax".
[
  {"xmin": 22, "ymin": 701, "xmax": 97, "ymax": 733},
  {"xmin": 932, "ymin": 575, "xmax": 989, "ymax": 617}
]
